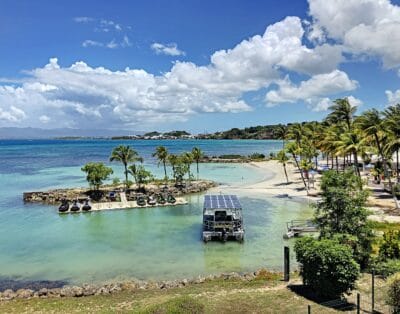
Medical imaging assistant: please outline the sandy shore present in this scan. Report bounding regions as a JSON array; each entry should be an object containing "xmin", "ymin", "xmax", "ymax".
[{"xmin": 210, "ymin": 160, "xmax": 315, "ymax": 200}]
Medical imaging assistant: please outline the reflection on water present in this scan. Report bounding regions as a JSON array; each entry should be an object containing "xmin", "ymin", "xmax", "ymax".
[{"xmin": 0, "ymin": 140, "xmax": 312, "ymax": 285}]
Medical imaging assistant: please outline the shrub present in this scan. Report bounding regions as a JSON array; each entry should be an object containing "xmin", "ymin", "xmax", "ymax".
[
  {"xmin": 386, "ymin": 272, "xmax": 400, "ymax": 311},
  {"xmin": 249, "ymin": 153, "xmax": 265, "ymax": 160},
  {"xmin": 81, "ymin": 162, "xmax": 113, "ymax": 190},
  {"xmin": 374, "ymin": 259, "xmax": 400, "ymax": 278},
  {"xmin": 295, "ymin": 237, "xmax": 360, "ymax": 298},
  {"xmin": 379, "ymin": 230, "xmax": 400, "ymax": 260}
]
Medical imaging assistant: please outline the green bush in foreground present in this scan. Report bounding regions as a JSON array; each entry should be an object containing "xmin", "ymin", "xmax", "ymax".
[
  {"xmin": 143, "ymin": 296, "xmax": 205, "ymax": 314},
  {"xmin": 295, "ymin": 237, "xmax": 360, "ymax": 298},
  {"xmin": 386, "ymin": 272, "xmax": 400, "ymax": 312},
  {"xmin": 81, "ymin": 162, "xmax": 113, "ymax": 190}
]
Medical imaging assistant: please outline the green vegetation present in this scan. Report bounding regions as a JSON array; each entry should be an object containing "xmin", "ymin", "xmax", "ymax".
[
  {"xmin": 277, "ymin": 150, "xmax": 289, "ymax": 183},
  {"xmin": 110, "ymin": 145, "xmax": 143, "ymax": 188},
  {"xmin": 81, "ymin": 162, "xmax": 113, "ymax": 190},
  {"xmin": 191, "ymin": 147, "xmax": 204, "ymax": 180},
  {"xmin": 153, "ymin": 146, "xmax": 169, "ymax": 182},
  {"xmin": 295, "ymin": 237, "xmax": 360, "ymax": 298},
  {"xmin": 129, "ymin": 164, "xmax": 153, "ymax": 190},
  {"xmin": 386, "ymin": 272, "xmax": 400, "ymax": 311},
  {"xmin": 163, "ymin": 130, "xmax": 190, "ymax": 137}
]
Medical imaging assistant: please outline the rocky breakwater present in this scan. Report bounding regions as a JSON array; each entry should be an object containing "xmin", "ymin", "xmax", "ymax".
[
  {"xmin": 23, "ymin": 180, "xmax": 216, "ymax": 205},
  {"xmin": 0, "ymin": 269, "xmax": 281, "ymax": 301}
]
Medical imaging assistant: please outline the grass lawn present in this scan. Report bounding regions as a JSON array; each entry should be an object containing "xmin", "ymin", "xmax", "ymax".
[{"xmin": 0, "ymin": 273, "xmax": 389, "ymax": 313}]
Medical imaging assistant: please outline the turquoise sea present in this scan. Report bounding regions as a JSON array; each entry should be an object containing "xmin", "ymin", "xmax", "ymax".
[{"xmin": 0, "ymin": 139, "xmax": 312, "ymax": 286}]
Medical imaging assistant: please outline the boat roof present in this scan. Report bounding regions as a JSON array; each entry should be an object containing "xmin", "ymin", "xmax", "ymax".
[{"xmin": 203, "ymin": 195, "xmax": 242, "ymax": 210}]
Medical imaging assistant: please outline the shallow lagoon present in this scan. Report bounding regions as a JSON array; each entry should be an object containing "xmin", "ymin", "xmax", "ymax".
[{"xmin": 0, "ymin": 140, "xmax": 312, "ymax": 284}]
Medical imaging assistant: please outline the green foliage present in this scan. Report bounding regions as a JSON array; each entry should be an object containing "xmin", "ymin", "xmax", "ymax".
[
  {"xmin": 153, "ymin": 146, "xmax": 169, "ymax": 181},
  {"xmin": 128, "ymin": 164, "xmax": 153, "ymax": 188},
  {"xmin": 142, "ymin": 296, "xmax": 205, "ymax": 314},
  {"xmin": 110, "ymin": 145, "xmax": 142, "ymax": 188},
  {"xmin": 379, "ymin": 230, "xmax": 400, "ymax": 260},
  {"xmin": 314, "ymin": 170, "xmax": 372, "ymax": 266},
  {"xmin": 81, "ymin": 162, "xmax": 113, "ymax": 190},
  {"xmin": 249, "ymin": 153, "xmax": 265, "ymax": 160},
  {"xmin": 112, "ymin": 177, "xmax": 120, "ymax": 186},
  {"xmin": 373, "ymin": 259, "xmax": 400, "ymax": 278},
  {"xmin": 219, "ymin": 154, "xmax": 244, "ymax": 159},
  {"xmin": 386, "ymin": 272, "xmax": 400, "ymax": 310},
  {"xmin": 294, "ymin": 237, "xmax": 360, "ymax": 298}
]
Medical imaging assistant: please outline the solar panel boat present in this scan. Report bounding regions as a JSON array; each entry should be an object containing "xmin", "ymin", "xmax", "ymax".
[{"xmin": 202, "ymin": 195, "xmax": 244, "ymax": 242}]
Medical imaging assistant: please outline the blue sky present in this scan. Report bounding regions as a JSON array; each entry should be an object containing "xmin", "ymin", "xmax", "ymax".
[{"xmin": 1, "ymin": 0, "xmax": 400, "ymax": 133}]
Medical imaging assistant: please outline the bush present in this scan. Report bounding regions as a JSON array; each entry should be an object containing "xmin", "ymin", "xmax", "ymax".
[
  {"xmin": 379, "ymin": 230, "xmax": 400, "ymax": 260},
  {"xmin": 218, "ymin": 154, "xmax": 244, "ymax": 159},
  {"xmin": 295, "ymin": 237, "xmax": 360, "ymax": 298},
  {"xmin": 374, "ymin": 259, "xmax": 400, "ymax": 278},
  {"xmin": 386, "ymin": 272, "xmax": 400, "ymax": 311},
  {"xmin": 249, "ymin": 153, "xmax": 265, "ymax": 160}
]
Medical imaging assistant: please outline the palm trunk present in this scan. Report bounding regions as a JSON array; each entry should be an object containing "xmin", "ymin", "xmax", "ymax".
[
  {"xmin": 292, "ymin": 153, "xmax": 307, "ymax": 189},
  {"xmin": 374, "ymin": 133, "xmax": 398, "ymax": 208},
  {"xmin": 196, "ymin": 161, "xmax": 199, "ymax": 180},
  {"xmin": 353, "ymin": 151, "xmax": 360, "ymax": 177},
  {"xmin": 283, "ymin": 163, "xmax": 289, "ymax": 183},
  {"xmin": 163, "ymin": 160, "xmax": 167, "ymax": 182},
  {"xmin": 397, "ymin": 150, "xmax": 399, "ymax": 182},
  {"xmin": 335, "ymin": 156, "xmax": 339, "ymax": 172},
  {"xmin": 314, "ymin": 156, "xmax": 318, "ymax": 169},
  {"xmin": 124, "ymin": 163, "xmax": 128, "ymax": 189}
]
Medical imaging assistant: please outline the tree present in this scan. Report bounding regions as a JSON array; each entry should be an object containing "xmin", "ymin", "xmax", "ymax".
[
  {"xmin": 295, "ymin": 237, "xmax": 360, "ymax": 298},
  {"xmin": 285, "ymin": 142, "xmax": 307, "ymax": 189},
  {"xmin": 181, "ymin": 152, "xmax": 194, "ymax": 182},
  {"xmin": 335, "ymin": 130, "xmax": 366, "ymax": 177},
  {"xmin": 314, "ymin": 170, "xmax": 373, "ymax": 266},
  {"xmin": 153, "ymin": 146, "xmax": 169, "ymax": 182},
  {"xmin": 277, "ymin": 150, "xmax": 289, "ymax": 183},
  {"xmin": 326, "ymin": 98, "xmax": 357, "ymax": 131},
  {"xmin": 191, "ymin": 147, "xmax": 204, "ymax": 180},
  {"xmin": 273, "ymin": 124, "xmax": 288, "ymax": 149},
  {"xmin": 81, "ymin": 162, "xmax": 113, "ymax": 190},
  {"xmin": 110, "ymin": 145, "xmax": 143, "ymax": 189},
  {"xmin": 128, "ymin": 164, "xmax": 153, "ymax": 190}
]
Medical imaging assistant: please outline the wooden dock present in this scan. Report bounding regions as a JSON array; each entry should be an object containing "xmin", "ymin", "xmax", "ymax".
[{"xmin": 284, "ymin": 220, "xmax": 318, "ymax": 239}]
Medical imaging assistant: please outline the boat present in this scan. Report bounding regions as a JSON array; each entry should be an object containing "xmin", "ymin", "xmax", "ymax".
[
  {"xmin": 202, "ymin": 195, "xmax": 244, "ymax": 242},
  {"xmin": 137, "ymin": 195, "xmax": 146, "ymax": 207},
  {"xmin": 156, "ymin": 193, "xmax": 166, "ymax": 205},
  {"xmin": 70, "ymin": 200, "xmax": 81, "ymax": 212},
  {"xmin": 82, "ymin": 199, "xmax": 92, "ymax": 211},
  {"xmin": 108, "ymin": 191, "xmax": 117, "ymax": 201},
  {"xmin": 167, "ymin": 194, "xmax": 176, "ymax": 204},
  {"xmin": 147, "ymin": 195, "xmax": 157, "ymax": 206},
  {"xmin": 58, "ymin": 199, "xmax": 69, "ymax": 213}
]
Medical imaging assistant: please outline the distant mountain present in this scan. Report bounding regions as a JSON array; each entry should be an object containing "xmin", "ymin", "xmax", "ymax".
[{"xmin": 0, "ymin": 127, "xmax": 144, "ymax": 139}]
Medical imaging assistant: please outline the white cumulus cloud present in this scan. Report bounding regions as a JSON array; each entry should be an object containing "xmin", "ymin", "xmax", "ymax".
[{"xmin": 151, "ymin": 43, "xmax": 186, "ymax": 56}]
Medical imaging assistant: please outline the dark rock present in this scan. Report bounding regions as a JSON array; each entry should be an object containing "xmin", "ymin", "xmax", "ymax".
[{"xmin": 38, "ymin": 288, "xmax": 48, "ymax": 297}]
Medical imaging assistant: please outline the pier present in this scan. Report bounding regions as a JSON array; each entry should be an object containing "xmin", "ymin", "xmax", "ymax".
[{"xmin": 284, "ymin": 220, "xmax": 318, "ymax": 239}]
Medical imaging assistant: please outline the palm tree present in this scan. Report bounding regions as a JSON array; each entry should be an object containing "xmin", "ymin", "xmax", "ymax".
[
  {"xmin": 181, "ymin": 152, "xmax": 194, "ymax": 183},
  {"xmin": 384, "ymin": 104, "xmax": 400, "ymax": 181},
  {"xmin": 326, "ymin": 98, "xmax": 357, "ymax": 130},
  {"xmin": 277, "ymin": 150, "xmax": 289, "ymax": 183},
  {"xmin": 287, "ymin": 123, "xmax": 304, "ymax": 146},
  {"xmin": 153, "ymin": 146, "xmax": 169, "ymax": 183},
  {"xmin": 274, "ymin": 124, "xmax": 288, "ymax": 149},
  {"xmin": 110, "ymin": 145, "xmax": 143, "ymax": 189},
  {"xmin": 191, "ymin": 147, "xmax": 204, "ymax": 180},
  {"xmin": 335, "ymin": 130, "xmax": 365, "ymax": 177},
  {"xmin": 168, "ymin": 153, "xmax": 179, "ymax": 181},
  {"xmin": 285, "ymin": 142, "xmax": 307, "ymax": 189}
]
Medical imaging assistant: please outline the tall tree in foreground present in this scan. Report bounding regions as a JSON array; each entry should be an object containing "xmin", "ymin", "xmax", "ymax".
[
  {"xmin": 191, "ymin": 147, "xmax": 204, "ymax": 180},
  {"xmin": 110, "ymin": 145, "xmax": 143, "ymax": 189},
  {"xmin": 181, "ymin": 152, "xmax": 194, "ymax": 183},
  {"xmin": 153, "ymin": 146, "xmax": 169, "ymax": 183},
  {"xmin": 384, "ymin": 104, "xmax": 400, "ymax": 182},
  {"xmin": 277, "ymin": 150, "xmax": 289, "ymax": 184},
  {"xmin": 314, "ymin": 170, "xmax": 372, "ymax": 266},
  {"xmin": 273, "ymin": 124, "xmax": 288, "ymax": 149},
  {"xmin": 326, "ymin": 98, "xmax": 357, "ymax": 131}
]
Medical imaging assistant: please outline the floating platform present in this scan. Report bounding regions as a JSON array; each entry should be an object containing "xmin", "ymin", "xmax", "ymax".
[
  {"xmin": 202, "ymin": 195, "xmax": 244, "ymax": 242},
  {"xmin": 58, "ymin": 197, "xmax": 187, "ymax": 214},
  {"xmin": 284, "ymin": 220, "xmax": 318, "ymax": 239}
]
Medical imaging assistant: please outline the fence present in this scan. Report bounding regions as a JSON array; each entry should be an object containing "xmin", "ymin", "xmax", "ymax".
[{"xmin": 307, "ymin": 293, "xmax": 392, "ymax": 313}]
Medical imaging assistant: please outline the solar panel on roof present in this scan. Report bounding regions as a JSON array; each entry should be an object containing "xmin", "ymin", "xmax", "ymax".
[{"xmin": 203, "ymin": 195, "xmax": 242, "ymax": 209}]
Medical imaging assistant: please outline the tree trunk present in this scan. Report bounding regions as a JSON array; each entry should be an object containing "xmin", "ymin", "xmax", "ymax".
[
  {"xmin": 163, "ymin": 160, "xmax": 167, "ymax": 182},
  {"xmin": 283, "ymin": 163, "xmax": 289, "ymax": 183},
  {"xmin": 196, "ymin": 161, "xmax": 199, "ymax": 180},
  {"xmin": 124, "ymin": 163, "xmax": 128, "ymax": 189},
  {"xmin": 292, "ymin": 153, "xmax": 307, "ymax": 189},
  {"xmin": 353, "ymin": 151, "xmax": 360, "ymax": 177},
  {"xmin": 335, "ymin": 156, "xmax": 339, "ymax": 172},
  {"xmin": 314, "ymin": 156, "xmax": 318, "ymax": 169},
  {"xmin": 397, "ymin": 150, "xmax": 399, "ymax": 182}
]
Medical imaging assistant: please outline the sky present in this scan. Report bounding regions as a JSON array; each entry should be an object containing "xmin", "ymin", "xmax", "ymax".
[{"xmin": 1, "ymin": 0, "xmax": 400, "ymax": 133}]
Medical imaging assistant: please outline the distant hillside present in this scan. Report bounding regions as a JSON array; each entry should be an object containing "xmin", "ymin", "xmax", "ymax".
[
  {"xmin": 204, "ymin": 125, "xmax": 283, "ymax": 140},
  {"xmin": 0, "ymin": 127, "xmax": 144, "ymax": 139}
]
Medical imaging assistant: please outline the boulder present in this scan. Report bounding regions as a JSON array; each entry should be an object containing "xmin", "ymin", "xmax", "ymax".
[
  {"xmin": 16, "ymin": 289, "xmax": 34, "ymax": 298},
  {"xmin": 82, "ymin": 284, "xmax": 97, "ymax": 296},
  {"xmin": 38, "ymin": 288, "xmax": 48, "ymax": 297},
  {"xmin": 47, "ymin": 288, "xmax": 61, "ymax": 297},
  {"xmin": 2, "ymin": 289, "xmax": 16, "ymax": 300}
]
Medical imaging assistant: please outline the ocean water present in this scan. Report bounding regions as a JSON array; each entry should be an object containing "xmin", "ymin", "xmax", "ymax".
[{"xmin": 0, "ymin": 139, "xmax": 311, "ymax": 285}]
